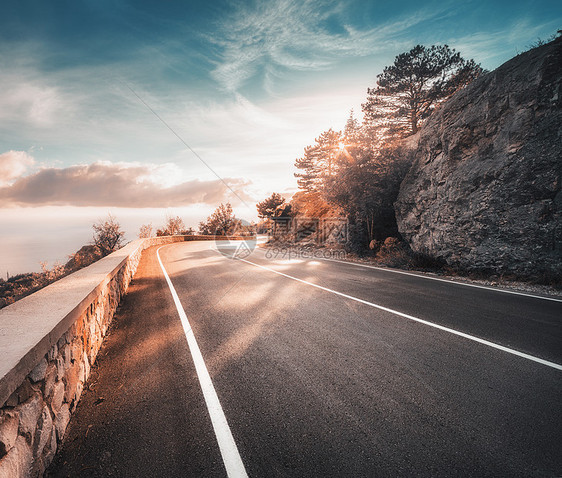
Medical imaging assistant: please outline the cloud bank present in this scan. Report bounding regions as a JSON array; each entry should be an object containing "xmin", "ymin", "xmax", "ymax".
[{"xmin": 0, "ymin": 158, "xmax": 251, "ymax": 207}]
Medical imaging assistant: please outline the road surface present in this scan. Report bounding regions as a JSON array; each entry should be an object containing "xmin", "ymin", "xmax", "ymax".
[{"xmin": 47, "ymin": 241, "xmax": 562, "ymax": 477}]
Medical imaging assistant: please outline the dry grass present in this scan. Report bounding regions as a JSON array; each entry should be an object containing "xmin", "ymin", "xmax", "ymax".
[{"xmin": 0, "ymin": 245, "xmax": 105, "ymax": 310}]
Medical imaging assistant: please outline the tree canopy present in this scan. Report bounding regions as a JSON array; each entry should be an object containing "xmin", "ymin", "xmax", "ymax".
[
  {"xmin": 363, "ymin": 44, "xmax": 483, "ymax": 137},
  {"xmin": 199, "ymin": 203, "xmax": 239, "ymax": 235},
  {"xmin": 156, "ymin": 215, "xmax": 187, "ymax": 236},
  {"xmin": 294, "ymin": 128, "xmax": 343, "ymax": 193},
  {"xmin": 92, "ymin": 213, "xmax": 125, "ymax": 256},
  {"xmin": 256, "ymin": 192, "xmax": 286, "ymax": 219},
  {"xmin": 138, "ymin": 223, "xmax": 153, "ymax": 238}
]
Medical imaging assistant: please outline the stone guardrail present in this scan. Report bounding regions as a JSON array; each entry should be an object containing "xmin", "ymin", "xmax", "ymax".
[{"xmin": 0, "ymin": 235, "xmax": 242, "ymax": 477}]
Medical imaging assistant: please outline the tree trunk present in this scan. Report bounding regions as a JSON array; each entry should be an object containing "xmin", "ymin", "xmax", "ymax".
[{"xmin": 411, "ymin": 114, "xmax": 418, "ymax": 134}]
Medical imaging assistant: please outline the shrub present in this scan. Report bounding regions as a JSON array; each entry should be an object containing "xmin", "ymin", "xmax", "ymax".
[{"xmin": 92, "ymin": 213, "xmax": 125, "ymax": 256}]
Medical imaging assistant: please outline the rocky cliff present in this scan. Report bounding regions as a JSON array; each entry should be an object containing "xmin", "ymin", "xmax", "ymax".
[{"xmin": 395, "ymin": 37, "xmax": 562, "ymax": 280}]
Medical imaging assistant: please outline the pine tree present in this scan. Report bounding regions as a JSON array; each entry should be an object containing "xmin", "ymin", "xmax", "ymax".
[
  {"xmin": 294, "ymin": 128, "xmax": 342, "ymax": 193},
  {"xmin": 363, "ymin": 44, "xmax": 483, "ymax": 137},
  {"xmin": 256, "ymin": 193, "xmax": 286, "ymax": 219}
]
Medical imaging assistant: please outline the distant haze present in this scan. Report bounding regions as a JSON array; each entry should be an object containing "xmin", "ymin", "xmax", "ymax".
[{"xmin": 0, "ymin": 205, "xmax": 257, "ymax": 275}]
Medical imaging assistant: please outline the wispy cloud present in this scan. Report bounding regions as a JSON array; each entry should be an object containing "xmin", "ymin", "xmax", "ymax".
[
  {"xmin": 209, "ymin": 0, "xmax": 448, "ymax": 94},
  {"xmin": 448, "ymin": 18, "xmax": 561, "ymax": 67},
  {"xmin": 0, "ymin": 159, "xmax": 251, "ymax": 207},
  {"xmin": 0, "ymin": 71, "xmax": 70, "ymax": 129},
  {"xmin": 0, "ymin": 150, "xmax": 35, "ymax": 186}
]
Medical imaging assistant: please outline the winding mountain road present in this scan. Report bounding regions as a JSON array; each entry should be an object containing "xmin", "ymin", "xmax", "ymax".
[{"xmin": 47, "ymin": 240, "xmax": 562, "ymax": 477}]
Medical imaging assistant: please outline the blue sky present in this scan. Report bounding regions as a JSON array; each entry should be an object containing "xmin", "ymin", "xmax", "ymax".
[{"xmin": 0, "ymin": 0, "xmax": 560, "ymax": 271}]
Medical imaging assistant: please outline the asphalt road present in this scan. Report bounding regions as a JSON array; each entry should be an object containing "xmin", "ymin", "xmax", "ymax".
[{"xmin": 47, "ymin": 241, "xmax": 562, "ymax": 477}]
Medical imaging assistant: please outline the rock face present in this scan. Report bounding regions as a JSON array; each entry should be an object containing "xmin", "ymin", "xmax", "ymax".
[
  {"xmin": 64, "ymin": 245, "xmax": 103, "ymax": 272},
  {"xmin": 395, "ymin": 37, "xmax": 562, "ymax": 279}
]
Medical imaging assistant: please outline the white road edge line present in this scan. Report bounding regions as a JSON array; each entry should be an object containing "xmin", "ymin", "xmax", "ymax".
[
  {"xmin": 227, "ymin": 253, "xmax": 562, "ymax": 372},
  {"xmin": 157, "ymin": 246, "xmax": 249, "ymax": 478},
  {"xmin": 303, "ymin": 255, "xmax": 562, "ymax": 303}
]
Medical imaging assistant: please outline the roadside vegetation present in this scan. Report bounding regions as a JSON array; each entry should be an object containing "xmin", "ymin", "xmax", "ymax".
[
  {"xmin": 92, "ymin": 213, "xmax": 125, "ymax": 255},
  {"xmin": 1, "ymin": 214, "xmax": 126, "ymax": 309},
  {"xmin": 259, "ymin": 43, "xmax": 483, "ymax": 251},
  {"xmin": 199, "ymin": 202, "xmax": 256, "ymax": 236}
]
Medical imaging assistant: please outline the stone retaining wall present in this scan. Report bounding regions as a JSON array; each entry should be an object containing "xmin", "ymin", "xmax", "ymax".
[{"xmin": 0, "ymin": 235, "xmax": 237, "ymax": 477}]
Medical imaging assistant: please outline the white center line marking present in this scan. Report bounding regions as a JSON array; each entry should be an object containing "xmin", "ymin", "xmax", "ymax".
[
  {"xmin": 157, "ymin": 246, "xmax": 249, "ymax": 478},
  {"xmin": 316, "ymin": 256, "xmax": 562, "ymax": 303},
  {"xmin": 227, "ymin": 253, "xmax": 562, "ymax": 372}
]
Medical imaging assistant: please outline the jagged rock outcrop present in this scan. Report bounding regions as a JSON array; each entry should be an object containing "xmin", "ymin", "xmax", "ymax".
[
  {"xmin": 64, "ymin": 245, "xmax": 103, "ymax": 272},
  {"xmin": 395, "ymin": 37, "xmax": 562, "ymax": 279}
]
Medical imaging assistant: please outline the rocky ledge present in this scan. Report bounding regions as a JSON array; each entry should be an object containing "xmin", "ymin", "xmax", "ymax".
[{"xmin": 395, "ymin": 37, "xmax": 562, "ymax": 281}]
